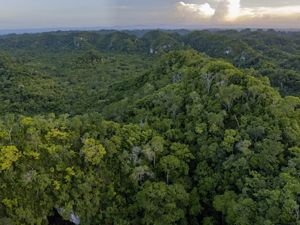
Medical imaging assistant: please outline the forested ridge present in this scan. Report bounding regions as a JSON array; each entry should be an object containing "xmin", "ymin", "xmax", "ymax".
[{"xmin": 0, "ymin": 30, "xmax": 300, "ymax": 225}]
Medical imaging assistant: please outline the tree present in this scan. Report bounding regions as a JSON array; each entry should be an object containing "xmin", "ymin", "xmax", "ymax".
[
  {"xmin": 0, "ymin": 145, "xmax": 21, "ymax": 170},
  {"xmin": 80, "ymin": 138, "xmax": 106, "ymax": 165},
  {"xmin": 136, "ymin": 182, "xmax": 189, "ymax": 225}
]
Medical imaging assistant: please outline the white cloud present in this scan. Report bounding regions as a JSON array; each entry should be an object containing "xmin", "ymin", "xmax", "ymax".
[
  {"xmin": 176, "ymin": 0, "xmax": 300, "ymax": 26},
  {"xmin": 226, "ymin": 0, "xmax": 241, "ymax": 21},
  {"xmin": 178, "ymin": 1, "xmax": 215, "ymax": 19},
  {"xmin": 240, "ymin": 5, "xmax": 300, "ymax": 18}
]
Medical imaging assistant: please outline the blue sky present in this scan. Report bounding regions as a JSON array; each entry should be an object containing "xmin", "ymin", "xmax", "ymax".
[{"xmin": 0, "ymin": 0, "xmax": 300, "ymax": 29}]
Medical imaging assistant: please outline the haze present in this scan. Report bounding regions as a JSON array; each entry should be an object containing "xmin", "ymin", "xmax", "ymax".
[{"xmin": 0, "ymin": 0, "xmax": 299, "ymax": 29}]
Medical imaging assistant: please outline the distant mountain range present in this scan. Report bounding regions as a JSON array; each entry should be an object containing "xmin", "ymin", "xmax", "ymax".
[{"xmin": 1, "ymin": 26, "xmax": 300, "ymax": 36}]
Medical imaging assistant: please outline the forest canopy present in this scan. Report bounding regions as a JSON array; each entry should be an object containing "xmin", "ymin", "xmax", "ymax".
[{"xmin": 0, "ymin": 30, "xmax": 299, "ymax": 225}]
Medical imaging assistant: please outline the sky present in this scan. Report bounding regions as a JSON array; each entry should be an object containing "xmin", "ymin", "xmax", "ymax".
[{"xmin": 0, "ymin": 0, "xmax": 300, "ymax": 29}]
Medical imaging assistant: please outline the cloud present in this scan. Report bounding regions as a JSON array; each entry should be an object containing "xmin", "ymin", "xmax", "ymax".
[
  {"xmin": 177, "ymin": 2, "xmax": 215, "ymax": 19},
  {"xmin": 176, "ymin": 0, "xmax": 300, "ymax": 26}
]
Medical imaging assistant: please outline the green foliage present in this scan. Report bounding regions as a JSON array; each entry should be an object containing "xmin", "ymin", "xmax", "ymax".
[
  {"xmin": 0, "ymin": 30, "xmax": 299, "ymax": 225},
  {"xmin": 136, "ymin": 182, "xmax": 189, "ymax": 225},
  {"xmin": 80, "ymin": 138, "xmax": 106, "ymax": 165},
  {"xmin": 0, "ymin": 145, "xmax": 21, "ymax": 170}
]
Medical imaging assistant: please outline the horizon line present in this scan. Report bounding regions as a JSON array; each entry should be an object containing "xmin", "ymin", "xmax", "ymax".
[{"xmin": 0, "ymin": 25, "xmax": 299, "ymax": 36}]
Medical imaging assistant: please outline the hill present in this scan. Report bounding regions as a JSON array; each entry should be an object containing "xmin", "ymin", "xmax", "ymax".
[
  {"xmin": 0, "ymin": 49, "xmax": 299, "ymax": 225},
  {"xmin": 0, "ymin": 29, "xmax": 299, "ymax": 97}
]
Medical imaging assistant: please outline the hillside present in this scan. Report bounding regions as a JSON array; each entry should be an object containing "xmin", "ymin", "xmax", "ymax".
[
  {"xmin": 0, "ymin": 29, "xmax": 300, "ymax": 98},
  {"xmin": 0, "ymin": 31, "xmax": 299, "ymax": 225}
]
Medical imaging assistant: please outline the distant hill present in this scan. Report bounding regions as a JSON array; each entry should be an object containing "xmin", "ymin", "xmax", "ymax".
[{"xmin": 0, "ymin": 29, "xmax": 299, "ymax": 96}]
